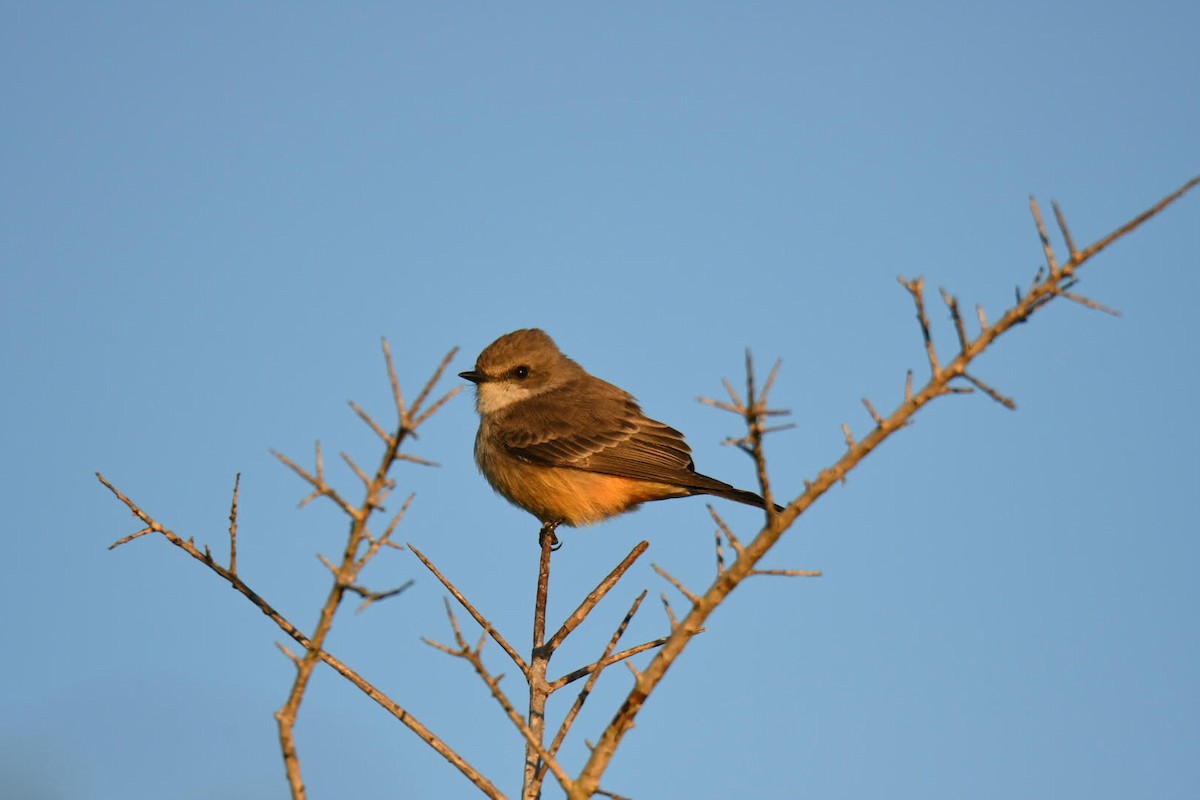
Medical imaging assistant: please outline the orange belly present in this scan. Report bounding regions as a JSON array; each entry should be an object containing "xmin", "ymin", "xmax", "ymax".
[{"xmin": 477, "ymin": 447, "xmax": 689, "ymax": 526}]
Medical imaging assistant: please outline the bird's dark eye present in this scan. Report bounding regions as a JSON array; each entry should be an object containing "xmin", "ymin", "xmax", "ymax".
[{"xmin": 513, "ymin": 365, "xmax": 530, "ymax": 379}]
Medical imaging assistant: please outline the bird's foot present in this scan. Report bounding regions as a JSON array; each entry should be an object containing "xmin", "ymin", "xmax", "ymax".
[{"xmin": 538, "ymin": 521, "xmax": 562, "ymax": 551}]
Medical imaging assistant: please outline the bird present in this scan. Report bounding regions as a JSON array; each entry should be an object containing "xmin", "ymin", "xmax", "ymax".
[{"xmin": 459, "ymin": 328, "xmax": 780, "ymax": 536}]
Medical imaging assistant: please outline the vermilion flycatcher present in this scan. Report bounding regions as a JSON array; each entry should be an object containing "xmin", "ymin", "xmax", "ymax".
[{"xmin": 460, "ymin": 328, "xmax": 778, "ymax": 531}]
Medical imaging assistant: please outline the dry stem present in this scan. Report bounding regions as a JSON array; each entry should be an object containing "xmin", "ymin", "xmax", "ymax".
[
  {"xmin": 570, "ymin": 176, "xmax": 1199, "ymax": 799},
  {"xmin": 101, "ymin": 341, "xmax": 486, "ymax": 799}
]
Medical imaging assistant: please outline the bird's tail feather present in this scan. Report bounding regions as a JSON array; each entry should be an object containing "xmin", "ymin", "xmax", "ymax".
[
  {"xmin": 688, "ymin": 473, "xmax": 785, "ymax": 513},
  {"xmin": 709, "ymin": 485, "xmax": 785, "ymax": 513}
]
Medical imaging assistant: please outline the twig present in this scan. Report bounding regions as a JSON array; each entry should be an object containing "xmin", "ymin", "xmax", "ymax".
[
  {"xmin": 1052, "ymin": 200, "xmax": 1079, "ymax": 260},
  {"xmin": 898, "ymin": 276, "xmax": 940, "ymax": 376},
  {"xmin": 660, "ymin": 593, "xmax": 679, "ymax": 631},
  {"xmin": 570, "ymin": 177, "xmax": 1200, "ymax": 800},
  {"xmin": 651, "ymin": 563, "xmax": 699, "ymax": 606},
  {"xmin": 349, "ymin": 400, "xmax": 394, "ymax": 448},
  {"xmin": 409, "ymin": 346, "xmax": 462, "ymax": 429},
  {"xmin": 408, "ymin": 543, "xmax": 527, "ymax": 673},
  {"xmin": 750, "ymin": 568, "xmax": 823, "ymax": 578},
  {"xmin": 1029, "ymin": 195, "xmax": 1061, "ymax": 278},
  {"xmin": 1074, "ymin": 175, "xmax": 1200, "ymax": 264},
  {"xmin": 275, "ymin": 641, "xmax": 301, "ymax": 666},
  {"xmin": 962, "ymin": 373, "xmax": 1017, "ymax": 410},
  {"xmin": 546, "ymin": 541, "xmax": 650, "ymax": 651},
  {"xmin": 525, "ymin": 528, "xmax": 557, "ymax": 799},
  {"xmin": 355, "ymin": 494, "xmax": 414, "ymax": 572},
  {"xmin": 544, "ymin": 592, "xmax": 648, "ymax": 770},
  {"xmin": 271, "ymin": 444, "xmax": 359, "ymax": 519},
  {"xmin": 596, "ymin": 790, "xmax": 632, "ymax": 800},
  {"xmin": 228, "ymin": 473, "xmax": 240, "ymax": 575},
  {"xmin": 714, "ymin": 525, "xmax": 726, "ymax": 576},
  {"xmin": 341, "ymin": 451, "xmax": 371, "ymax": 489},
  {"xmin": 861, "ymin": 398, "xmax": 884, "ymax": 427},
  {"xmin": 383, "ymin": 338, "xmax": 406, "ymax": 427},
  {"xmin": 351, "ymin": 578, "xmax": 415, "ymax": 614},
  {"xmin": 550, "ymin": 635, "xmax": 672, "ymax": 691},
  {"xmin": 1054, "ymin": 287, "xmax": 1122, "ymax": 316},
  {"xmin": 103, "ymin": 343, "xmax": 475, "ymax": 800},
  {"xmin": 108, "ymin": 526, "xmax": 154, "ymax": 549},
  {"xmin": 98, "ymin": 471, "xmax": 501, "ymax": 799},
  {"xmin": 429, "ymin": 600, "xmax": 574, "ymax": 797},
  {"xmin": 940, "ymin": 287, "xmax": 970, "ymax": 354}
]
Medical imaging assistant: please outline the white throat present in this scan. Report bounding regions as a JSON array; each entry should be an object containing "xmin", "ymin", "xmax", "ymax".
[{"xmin": 475, "ymin": 381, "xmax": 535, "ymax": 415}]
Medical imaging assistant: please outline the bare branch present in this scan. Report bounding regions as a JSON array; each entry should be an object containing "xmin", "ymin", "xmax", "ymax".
[
  {"xmin": 596, "ymin": 790, "xmax": 632, "ymax": 800},
  {"xmin": 696, "ymin": 395, "xmax": 741, "ymax": 415},
  {"xmin": 227, "ymin": 473, "xmax": 241, "ymax": 574},
  {"xmin": 394, "ymin": 452, "xmax": 442, "ymax": 467},
  {"xmin": 524, "ymin": 531, "xmax": 556, "ymax": 800},
  {"xmin": 97, "ymin": 472, "xmax": 501, "ymax": 799},
  {"xmin": 421, "ymin": 636, "xmax": 461, "ymax": 657},
  {"xmin": 316, "ymin": 553, "xmax": 339, "ymax": 578},
  {"xmin": 351, "ymin": 578, "xmax": 415, "ymax": 614},
  {"xmin": 341, "ymin": 451, "xmax": 371, "ymax": 489},
  {"xmin": 721, "ymin": 377, "xmax": 743, "ymax": 408},
  {"xmin": 940, "ymin": 287, "xmax": 970, "ymax": 354},
  {"xmin": 1029, "ymin": 195, "xmax": 1061, "ymax": 278},
  {"xmin": 708, "ymin": 504, "xmax": 743, "ymax": 558},
  {"xmin": 962, "ymin": 373, "xmax": 1017, "ymax": 410},
  {"xmin": 1075, "ymin": 174, "xmax": 1200, "ymax": 264},
  {"xmin": 271, "ymin": 445, "xmax": 359, "ymax": 519},
  {"xmin": 1054, "ymin": 287, "xmax": 1122, "ymax": 316},
  {"xmin": 572, "ymin": 179, "xmax": 1200, "ymax": 799},
  {"xmin": 99, "ymin": 337, "xmax": 486, "ymax": 799},
  {"xmin": 355, "ymin": 494, "xmax": 414, "ymax": 573},
  {"xmin": 382, "ymin": 337, "xmax": 406, "ymax": 424},
  {"xmin": 898, "ymin": 276, "xmax": 940, "ymax": 376},
  {"xmin": 713, "ymin": 525, "xmax": 726, "ymax": 577},
  {"xmin": 349, "ymin": 400, "xmax": 395, "ymax": 448},
  {"xmin": 941, "ymin": 385, "xmax": 975, "ymax": 397},
  {"xmin": 1052, "ymin": 200, "xmax": 1079, "ymax": 260},
  {"xmin": 549, "ymin": 636, "xmax": 670, "ymax": 692},
  {"xmin": 545, "ymin": 591, "xmax": 648, "ymax": 767},
  {"xmin": 841, "ymin": 423, "xmax": 855, "ymax": 450},
  {"xmin": 410, "ymin": 346, "xmax": 461, "ymax": 423},
  {"xmin": 434, "ymin": 596, "xmax": 574, "ymax": 796},
  {"xmin": 546, "ymin": 541, "xmax": 650, "ymax": 652},
  {"xmin": 108, "ymin": 526, "xmax": 155, "ymax": 549},
  {"xmin": 408, "ymin": 543, "xmax": 528, "ymax": 674},
  {"xmin": 651, "ymin": 563, "xmax": 699, "ymax": 606},
  {"xmin": 861, "ymin": 397, "xmax": 884, "ymax": 427},
  {"xmin": 660, "ymin": 593, "xmax": 679, "ymax": 631},
  {"xmin": 749, "ymin": 568, "xmax": 823, "ymax": 578},
  {"xmin": 275, "ymin": 641, "xmax": 301, "ymax": 667}
]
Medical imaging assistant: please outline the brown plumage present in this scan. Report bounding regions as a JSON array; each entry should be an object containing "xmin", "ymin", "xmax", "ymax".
[{"xmin": 461, "ymin": 328, "xmax": 779, "ymax": 528}]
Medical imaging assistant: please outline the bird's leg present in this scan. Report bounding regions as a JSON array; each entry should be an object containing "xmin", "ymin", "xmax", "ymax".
[{"xmin": 538, "ymin": 520, "xmax": 562, "ymax": 551}]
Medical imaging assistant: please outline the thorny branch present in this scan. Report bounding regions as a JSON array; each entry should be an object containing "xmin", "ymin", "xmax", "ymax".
[
  {"xmin": 101, "ymin": 176, "xmax": 1196, "ymax": 800},
  {"xmin": 100, "ymin": 341, "xmax": 492, "ymax": 800},
  {"xmin": 570, "ymin": 177, "xmax": 1199, "ymax": 799},
  {"xmin": 414, "ymin": 538, "xmax": 666, "ymax": 800},
  {"xmin": 422, "ymin": 600, "xmax": 574, "ymax": 796}
]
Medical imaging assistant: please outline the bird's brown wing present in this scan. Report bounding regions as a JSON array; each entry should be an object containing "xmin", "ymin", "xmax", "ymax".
[{"xmin": 494, "ymin": 380, "xmax": 704, "ymax": 487}]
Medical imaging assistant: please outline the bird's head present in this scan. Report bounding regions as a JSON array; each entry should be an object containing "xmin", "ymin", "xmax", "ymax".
[{"xmin": 459, "ymin": 328, "xmax": 582, "ymax": 414}]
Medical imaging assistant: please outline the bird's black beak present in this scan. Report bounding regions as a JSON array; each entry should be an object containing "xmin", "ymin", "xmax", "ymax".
[{"xmin": 458, "ymin": 370, "xmax": 487, "ymax": 384}]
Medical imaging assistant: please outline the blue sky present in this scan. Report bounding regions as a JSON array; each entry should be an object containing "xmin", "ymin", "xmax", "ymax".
[{"xmin": 3, "ymin": 3, "xmax": 1197, "ymax": 798}]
